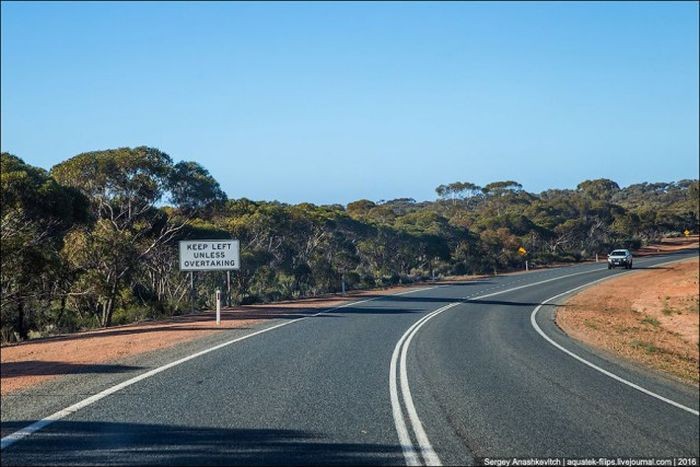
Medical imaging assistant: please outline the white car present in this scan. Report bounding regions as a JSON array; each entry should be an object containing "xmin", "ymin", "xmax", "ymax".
[{"xmin": 607, "ymin": 249, "xmax": 633, "ymax": 269}]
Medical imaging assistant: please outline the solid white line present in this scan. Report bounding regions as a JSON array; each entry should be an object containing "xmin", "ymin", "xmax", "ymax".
[
  {"xmin": 530, "ymin": 280, "xmax": 700, "ymax": 417},
  {"xmin": 389, "ymin": 256, "xmax": 698, "ymax": 465},
  {"xmin": 467, "ymin": 266, "xmax": 606, "ymax": 302},
  {"xmin": 389, "ymin": 260, "xmax": 697, "ymax": 465},
  {"xmin": 1, "ymin": 286, "xmax": 438, "ymax": 451},
  {"xmin": 391, "ymin": 257, "xmax": 693, "ymax": 462},
  {"xmin": 394, "ymin": 286, "xmax": 439, "ymax": 296},
  {"xmin": 390, "ymin": 328, "xmax": 424, "ymax": 467},
  {"xmin": 400, "ymin": 303, "xmax": 460, "ymax": 466},
  {"xmin": 390, "ymin": 302, "xmax": 455, "ymax": 466},
  {"xmin": 389, "ymin": 265, "xmax": 612, "ymax": 466}
]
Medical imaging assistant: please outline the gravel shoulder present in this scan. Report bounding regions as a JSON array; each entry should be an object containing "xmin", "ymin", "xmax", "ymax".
[{"xmin": 556, "ymin": 257, "xmax": 700, "ymax": 385}]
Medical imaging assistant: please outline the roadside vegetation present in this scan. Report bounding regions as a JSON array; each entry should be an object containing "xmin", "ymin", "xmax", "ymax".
[
  {"xmin": 2, "ymin": 148, "xmax": 698, "ymax": 343},
  {"xmin": 557, "ymin": 258, "xmax": 700, "ymax": 384}
]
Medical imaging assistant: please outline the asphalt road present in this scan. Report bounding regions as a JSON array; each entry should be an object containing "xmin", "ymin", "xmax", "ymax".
[{"xmin": 1, "ymin": 251, "xmax": 698, "ymax": 465}]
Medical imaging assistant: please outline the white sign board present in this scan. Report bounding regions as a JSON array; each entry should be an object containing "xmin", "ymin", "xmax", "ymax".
[{"xmin": 179, "ymin": 240, "xmax": 240, "ymax": 271}]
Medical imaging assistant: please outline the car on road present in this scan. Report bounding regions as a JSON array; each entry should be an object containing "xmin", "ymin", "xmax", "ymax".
[{"xmin": 607, "ymin": 249, "xmax": 633, "ymax": 269}]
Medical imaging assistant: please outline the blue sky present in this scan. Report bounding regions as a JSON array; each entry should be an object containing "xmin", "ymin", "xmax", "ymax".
[{"xmin": 2, "ymin": 1, "xmax": 698, "ymax": 205}]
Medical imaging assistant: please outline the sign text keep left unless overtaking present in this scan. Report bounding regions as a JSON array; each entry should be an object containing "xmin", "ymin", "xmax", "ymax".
[{"xmin": 179, "ymin": 240, "xmax": 240, "ymax": 271}]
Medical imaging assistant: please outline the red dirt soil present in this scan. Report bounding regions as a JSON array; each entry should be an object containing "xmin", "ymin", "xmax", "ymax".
[
  {"xmin": 634, "ymin": 235, "xmax": 699, "ymax": 256},
  {"xmin": 557, "ymin": 257, "xmax": 699, "ymax": 384},
  {"xmin": 0, "ymin": 284, "xmax": 427, "ymax": 395}
]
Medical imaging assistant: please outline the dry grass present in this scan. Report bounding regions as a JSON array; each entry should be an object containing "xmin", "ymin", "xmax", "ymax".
[{"xmin": 557, "ymin": 258, "xmax": 699, "ymax": 384}]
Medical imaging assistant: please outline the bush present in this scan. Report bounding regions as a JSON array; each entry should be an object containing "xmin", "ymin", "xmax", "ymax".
[
  {"xmin": 343, "ymin": 272, "xmax": 361, "ymax": 290},
  {"xmin": 621, "ymin": 238, "xmax": 642, "ymax": 250},
  {"xmin": 240, "ymin": 294, "xmax": 261, "ymax": 305},
  {"xmin": 111, "ymin": 304, "xmax": 150, "ymax": 326}
]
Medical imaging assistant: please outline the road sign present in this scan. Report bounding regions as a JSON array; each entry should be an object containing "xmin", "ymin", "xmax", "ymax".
[
  {"xmin": 518, "ymin": 246, "xmax": 527, "ymax": 256},
  {"xmin": 684, "ymin": 229, "xmax": 691, "ymax": 237},
  {"xmin": 179, "ymin": 240, "xmax": 240, "ymax": 271}
]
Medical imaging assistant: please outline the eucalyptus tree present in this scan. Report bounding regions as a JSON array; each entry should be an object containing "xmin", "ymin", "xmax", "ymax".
[
  {"xmin": 577, "ymin": 178, "xmax": 620, "ymax": 202},
  {"xmin": 51, "ymin": 147, "xmax": 226, "ymax": 327},
  {"xmin": 1, "ymin": 153, "xmax": 89, "ymax": 340},
  {"xmin": 435, "ymin": 182, "xmax": 483, "ymax": 207}
]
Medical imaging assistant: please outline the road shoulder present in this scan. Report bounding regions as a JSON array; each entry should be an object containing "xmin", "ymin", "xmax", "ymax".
[{"xmin": 555, "ymin": 257, "xmax": 699, "ymax": 386}]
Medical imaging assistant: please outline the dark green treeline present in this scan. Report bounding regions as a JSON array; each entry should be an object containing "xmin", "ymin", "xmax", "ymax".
[{"xmin": 2, "ymin": 148, "xmax": 698, "ymax": 342}]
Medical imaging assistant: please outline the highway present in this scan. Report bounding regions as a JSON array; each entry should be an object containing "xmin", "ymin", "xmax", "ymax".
[{"xmin": 1, "ymin": 251, "xmax": 698, "ymax": 465}]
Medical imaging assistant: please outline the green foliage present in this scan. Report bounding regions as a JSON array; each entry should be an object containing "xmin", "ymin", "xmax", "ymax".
[
  {"xmin": 577, "ymin": 179, "xmax": 621, "ymax": 202},
  {"xmin": 48, "ymin": 147, "xmax": 225, "ymax": 327},
  {"xmin": 1, "ymin": 153, "xmax": 89, "ymax": 341},
  {"xmin": 169, "ymin": 161, "xmax": 227, "ymax": 213},
  {"xmin": 2, "ymin": 148, "xmax": 698, "ymax": 342}
]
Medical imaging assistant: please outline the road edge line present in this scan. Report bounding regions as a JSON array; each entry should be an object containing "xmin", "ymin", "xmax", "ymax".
[
  {"xmin": 0, "ymin": 285, "xmax": 438, "ymax": 451},
  {"xmin": 390, "ymin": 253, "xmax": 698, "ymax": 465},
  {"xmin": 530, "ymin": 274, "xmax": 700, "ymax": 417},
  {"xmin": 388, "ymin": 266, "xmax": 613, "ymax": 466}
]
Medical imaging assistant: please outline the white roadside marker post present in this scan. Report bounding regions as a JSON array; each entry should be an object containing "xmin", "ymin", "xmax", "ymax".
[{"xmin": 216, "ymin": 289, "xmax": 221, "ymax": 326}]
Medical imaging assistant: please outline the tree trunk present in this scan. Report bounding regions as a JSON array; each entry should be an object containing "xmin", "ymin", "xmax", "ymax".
[
  {"xmin": 100, "ymin": 280, "xmax": 119, "ymax": 327},
  {"xmin": 17, "ymin": 296, "xmax": 28, "ymax": 340},
  {"xmin": 56, "ymin": 295, "xmax": 67, "ymax": 324},
  {"xmin": 104, "ymin": 298, "xmax": 114, "ymax": 327}
]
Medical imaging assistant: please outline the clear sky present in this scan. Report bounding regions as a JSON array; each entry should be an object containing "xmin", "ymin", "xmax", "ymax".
[{"xmin": 2, "ymin": 1, "xmax": 698, "ymax": 205}]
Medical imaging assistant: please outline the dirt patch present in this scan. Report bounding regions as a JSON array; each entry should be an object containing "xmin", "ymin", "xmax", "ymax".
[
  {"xmin": 634, "ymin": 235, "xmax": 699, "ymax": 256},
  {"xmin": 557, "ymin": 258, "xmax": 700, "ymax": 384},
  {"xmin": 0, "ymin": 284, "xmax": 428, "ymax": 395}
]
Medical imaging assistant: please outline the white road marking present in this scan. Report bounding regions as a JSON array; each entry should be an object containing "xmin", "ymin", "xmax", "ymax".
[
  {"xmin": 394, "ymin": 287, "xmax": 438, "ymax": 296},
  {"xmin": 1, "ymin": 285, "xmax": 438, "ymax": 451},
  {"xmin": 530, "ymin": 278, "xmax": 700, "ymax": 417},
  {"xmin": 389, "ymin": 265, "xmax": 614, "ymax": 466},
  {"xmin": 400, "ymin": 303, "xmax": 460, "ymax": 466},
  {"xmin": 390, "ymin": 322, "xmax": 425, "ymax": 466},
  {"xmin": 390, "ymin": 257, "xmax": 695, "ymax": 464}
]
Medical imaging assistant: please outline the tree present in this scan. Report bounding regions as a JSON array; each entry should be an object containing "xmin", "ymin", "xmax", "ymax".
[
  {"xmin": 51, "ymin": 147, "xmax": 226, "ymax": 327},
  {"xmin": 481, "ymin": 181, "xmax": 524, "ymax": 216},
  {"xmin": 347, "ymin": 199, "xmax": 377, "ymax": 218},
  {"xmin": 1, "ymin": 153, "xmax": 89, "ymax": 340},
  {"xmin": 576, "ymin": 179, "xmax": 620, "ymax": 202},
  {"xmin": 435, "ymin": 182, "xmax": 482, "ymax": 206},
  {"xmin": 482, "ymin": 181, "xmax": 523, "ymax": 196},
  {"xmin": 169, "ymin": 161, "xmax": 227, "ymax": 214}
]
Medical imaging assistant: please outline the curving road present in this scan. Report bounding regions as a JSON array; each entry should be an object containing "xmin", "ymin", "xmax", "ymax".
[{"xmin": 1, "ymin": 250, "xmax": 698, "ymax": 465}]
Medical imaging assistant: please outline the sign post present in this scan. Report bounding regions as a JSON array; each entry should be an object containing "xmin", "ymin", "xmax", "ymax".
[
  {"xmin": 190, "ymin": 271, "xmax": 195, "ymax": 313},
  {"xmin": 215, "ymin": 289, "xmax": 221, "ymax": 325},
  {"xmin": 518, "ymin": 246, "xmax": 528, "ymax": 271},
  {"xmin": 226, "ymin": 271, "xmax": 232, "ymax": 307},
  {"xmin": 179, "ymin": 240, "xmax": 240, "ymax": 323}
]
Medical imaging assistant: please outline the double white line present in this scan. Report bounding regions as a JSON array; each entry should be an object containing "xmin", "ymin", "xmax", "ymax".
[
  {"xmin": 388, "ymin": 266, "xmax": 625, "ymax": 466},
  {"xmin": 389, "ymin": 257, "xmax": 698, "ymax": 466},
  {"xmin": 390, "ymin": 301, "xmax": 460, "ymax": 466},
  {"xmin": 388, "ymin": 268, "xmax": 609, "ymax": 466}
]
